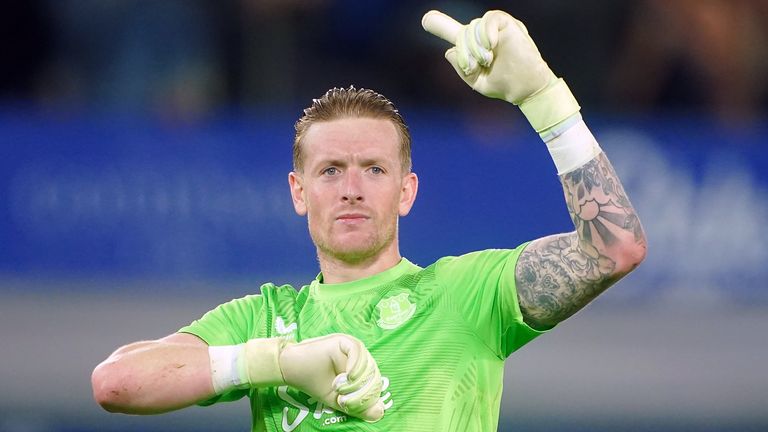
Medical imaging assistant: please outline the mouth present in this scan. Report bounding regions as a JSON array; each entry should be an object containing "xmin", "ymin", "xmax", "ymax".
[{"xmin": 336, "ymin": 214, "xmax": 370, "ymax": 224}]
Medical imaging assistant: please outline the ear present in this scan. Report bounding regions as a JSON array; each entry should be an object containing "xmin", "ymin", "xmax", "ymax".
[
  {"xmin": 398, "ymin": 172, "xmax": 419, "ymax": 216},
  {"xmin": 288, "ymin": 172, "xmax": 307, "ymax": 216}
]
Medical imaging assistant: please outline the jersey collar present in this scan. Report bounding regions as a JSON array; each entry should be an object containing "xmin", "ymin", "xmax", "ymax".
[{"xmin": 310, "ymin": 258, "xmax": 421, "ymax": 299}]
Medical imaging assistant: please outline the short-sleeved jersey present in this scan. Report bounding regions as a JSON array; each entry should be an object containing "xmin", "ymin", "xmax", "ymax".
[{"xmin": 179, "ymin": 246, "xmax": 548, "ymax": 432}]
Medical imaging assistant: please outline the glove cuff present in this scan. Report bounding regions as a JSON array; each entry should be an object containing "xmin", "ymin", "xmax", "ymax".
[
  {"xmin": 518, "ymin": 78, "xmax": 581, "ymax": 133},
  {"xmin": 208, "ymin": 338, "xmax": 287, "ymax": 394},
  {"xmin": 209, "ymin": 339, "xmax": 290, "ymax": 394},
  {"xmin": 238, "ymin": 338, "xmax": 289, "ymax": 388}
]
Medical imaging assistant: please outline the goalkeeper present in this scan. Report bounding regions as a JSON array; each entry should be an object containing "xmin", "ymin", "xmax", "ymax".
[{"xmin": 91, "ymin": 9, "xmax": 646, "ymax": 431}]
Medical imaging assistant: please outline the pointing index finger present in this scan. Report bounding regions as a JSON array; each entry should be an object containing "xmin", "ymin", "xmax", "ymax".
[{"xmin": 422, "ymin": 10, "xmax": 463, "ymax": 44}]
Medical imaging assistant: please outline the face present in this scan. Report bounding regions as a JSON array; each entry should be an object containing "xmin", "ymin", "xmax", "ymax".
[{"xmin": 288, "ymin": 117, "xmax": 418, "ymax": 264}]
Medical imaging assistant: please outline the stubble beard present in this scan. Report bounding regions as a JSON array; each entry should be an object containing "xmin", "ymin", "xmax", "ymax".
[{"xmin": 310, "ymin": 216, "xmax": 397, "ymax": 265}]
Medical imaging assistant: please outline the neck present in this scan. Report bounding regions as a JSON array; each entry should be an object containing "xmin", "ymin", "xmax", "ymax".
[{"xmin": 317, "ymin": 241, "xmax": 402, "ymax": 284}]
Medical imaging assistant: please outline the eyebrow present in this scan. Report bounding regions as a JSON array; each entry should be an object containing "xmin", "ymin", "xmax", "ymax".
[
  {"xmin": 314, "ymin": 157, "xmax": 389, "ymax": 168},
  {"xmin": 317, "ymin": 159, "xmax": 347, "ymax": 168}
]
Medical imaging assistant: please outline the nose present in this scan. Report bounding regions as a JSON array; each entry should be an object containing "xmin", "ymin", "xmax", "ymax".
[{"xmin": 341, "ymin": 170, "xmax": 363, "ymax": 203}]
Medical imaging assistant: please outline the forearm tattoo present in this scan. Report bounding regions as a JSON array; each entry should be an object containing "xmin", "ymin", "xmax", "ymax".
[{"xmin": 515, "ymin": 153, "xmax": 645, "ymax": 328}]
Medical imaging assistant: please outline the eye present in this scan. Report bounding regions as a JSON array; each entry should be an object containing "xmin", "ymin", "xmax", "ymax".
[
  {"xmin": 322, "ymin": 167, "xmax": 339, "ymax": 176},
  {"xmin": 369, "ymin": 166, "xmax": 384, "ymax": 175}
]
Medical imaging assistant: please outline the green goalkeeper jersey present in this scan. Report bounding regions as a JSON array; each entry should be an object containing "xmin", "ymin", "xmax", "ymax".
[{"xmin": 179, "ymin": 246, "xmax": 547, "ymax": 432}]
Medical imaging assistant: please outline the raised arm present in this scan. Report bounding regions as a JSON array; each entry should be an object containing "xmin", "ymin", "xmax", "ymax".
[
  {"xmin": 515, "ymin": 152, "xmax": 646, "ymax": 328},
  {"xmin": 422, "ymin": 10, "xmax": 647, "ymax": 329}
]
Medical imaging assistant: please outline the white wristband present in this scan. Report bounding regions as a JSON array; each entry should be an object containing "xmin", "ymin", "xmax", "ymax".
[
  {"xmin": 541, "ymin": 114, "xmax": 602, "ymax": 175},
  {"xmin": 209, "ymin": 344, "xmax": 246, "ymax": 394}
]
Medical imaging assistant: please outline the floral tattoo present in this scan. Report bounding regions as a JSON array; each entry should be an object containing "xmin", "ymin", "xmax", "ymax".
[{"xmin": 515, "ymin": 153, "xmax": 645, "ymax": 328}]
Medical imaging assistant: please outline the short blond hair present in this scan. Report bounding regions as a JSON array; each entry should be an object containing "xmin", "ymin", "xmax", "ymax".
[{"xmin": 293, "ymin": 86, "xmax": 412, "ymax": 173}]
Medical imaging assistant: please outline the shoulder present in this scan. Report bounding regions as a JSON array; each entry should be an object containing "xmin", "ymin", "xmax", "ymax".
[
  {"xmin": 258, "ymin": 282, "xmax": 299, "ymax": 298},
  {"xmin": 209, "ymin": 283, "xmax": 298, "ymax": 314},
  {"xmin": 433, "ymin": 247, "xmax": 528, "ymax": 278},
  {"xmin": 252, "ymin": 282, "xmax": 301, "ymax": 311}
]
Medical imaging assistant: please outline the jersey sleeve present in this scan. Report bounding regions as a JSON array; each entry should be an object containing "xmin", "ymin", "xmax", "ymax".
[
  {"xmin": 178, "ymin": 294, "xmax": 266, "ymax": 405},
  {"xmin": 434, "ymin": 244, "xmax": 551, "ymax": 358}
]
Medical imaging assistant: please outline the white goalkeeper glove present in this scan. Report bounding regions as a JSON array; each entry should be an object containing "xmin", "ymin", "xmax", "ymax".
[
  {"xmin": 422, "ymin": 9, "xmax": 580, "ymax": 133},
  {"xmin": 209, "ymin": 334, "xmax": 384, "ymax": 422},
  {"xmin": 422, "ymin": 9, "xmax": 602, "ymax": 175}
]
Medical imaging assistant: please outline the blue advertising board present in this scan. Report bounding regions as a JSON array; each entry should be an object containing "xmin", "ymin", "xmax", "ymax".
[{"xmin": 2, "ymin": 107, "xmax": 767, "ymax": 301}]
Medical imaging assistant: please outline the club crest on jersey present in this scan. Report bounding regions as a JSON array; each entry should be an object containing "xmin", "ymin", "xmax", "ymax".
[{"xmin": 375, "ymin": 292, "xmax": 416, "ymax": 330}]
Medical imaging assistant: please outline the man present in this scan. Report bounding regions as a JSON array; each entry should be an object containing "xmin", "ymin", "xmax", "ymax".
[{"xmin": 91, "ymin": 9, "xmax": 646, "ymax": 432}]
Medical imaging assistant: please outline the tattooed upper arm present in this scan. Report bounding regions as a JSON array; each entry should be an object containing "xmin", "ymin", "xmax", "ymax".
[
  {"xmin": 514, "ymin": 153, "xmax": 646, "ymax": 329},
  {"xmin": 515, "ymin": 233, "xmax": 617, "ymax": 329}
]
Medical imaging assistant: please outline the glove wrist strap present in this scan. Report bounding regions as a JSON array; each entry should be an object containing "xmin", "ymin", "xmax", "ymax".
[
  {"xmin": 209, "ymin": 338, "xmax": 288, "ymax": 394},
  {"xmin": 518, "ymin": 78, "xmax": 581, "ymax": 133},
  {"xmin": 239, "ymin": 338, "xmax": 287, "ymax": 388}
]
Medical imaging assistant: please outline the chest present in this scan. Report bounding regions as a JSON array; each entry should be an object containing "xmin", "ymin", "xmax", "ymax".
[{"xmin": 257, "ymin": 285, "xmax": 503, "ymax": 431}]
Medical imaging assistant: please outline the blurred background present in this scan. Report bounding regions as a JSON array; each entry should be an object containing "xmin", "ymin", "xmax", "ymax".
[{"xmin": 1, "ymin": 0, "xmax": 767, "ymax": 431}]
